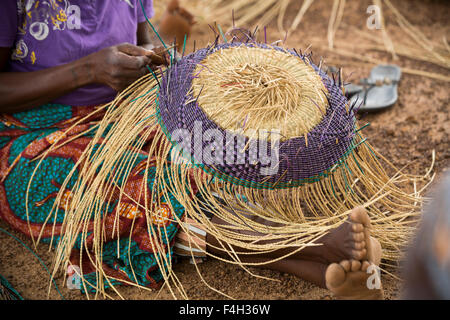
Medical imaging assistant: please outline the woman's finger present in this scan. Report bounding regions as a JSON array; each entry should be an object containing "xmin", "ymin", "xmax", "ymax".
[
  {"xmin": 116, "ymin": 53, "xmax": 151, "ymax": 70},
  {"xmin": 117, "ymin": 43, "xmax": 153, "ymax": 57}
]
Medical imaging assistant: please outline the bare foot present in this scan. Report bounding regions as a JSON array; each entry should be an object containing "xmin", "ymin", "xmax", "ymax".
[
  {"xmin": 325, "ymin": 260, "xmax": 384, "ymax": 300},
  {"xmin": 319, "ymin": 206, "xmax": 381, "ymax": 264}
]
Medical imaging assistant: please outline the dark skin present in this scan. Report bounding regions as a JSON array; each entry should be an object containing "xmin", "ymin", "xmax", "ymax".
[{"xmin": 0, "ymin": 22, "xmax": 164, "ymax": 113}]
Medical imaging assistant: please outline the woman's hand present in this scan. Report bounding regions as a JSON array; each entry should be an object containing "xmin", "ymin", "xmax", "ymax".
[
  {"xmin": 0, "ymin": 43, "xmax": 168, "ymax": 113},
  {"xmin": 85, "ymin": 43, "xmax": 161, "ymax": 91}
]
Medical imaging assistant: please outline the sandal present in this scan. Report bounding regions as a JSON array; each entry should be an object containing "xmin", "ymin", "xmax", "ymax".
[{"xmin": 349, "ymin": 64, "xmax": 401, "ymax": 112}]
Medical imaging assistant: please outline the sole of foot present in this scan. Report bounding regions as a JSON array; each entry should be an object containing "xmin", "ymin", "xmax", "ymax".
[{"xmin": 325, "ymin": 259, "xmax": 384, "ymax": 300}]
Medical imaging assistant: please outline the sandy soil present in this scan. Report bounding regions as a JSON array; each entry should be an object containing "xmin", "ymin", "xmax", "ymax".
[{"xmin": 0, "ymin": 0, "xmax": 449, "ymax": 300}]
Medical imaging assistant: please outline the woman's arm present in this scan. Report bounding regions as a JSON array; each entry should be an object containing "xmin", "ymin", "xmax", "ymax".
[
  {"xmin": 137, "ymin": 22, "xmax": 154, "ymax": 47},
  {"xmin": 0, "ymin": 47, "xmax": 92, "ymax": 113},
  {"xmin": 0, "ymin": 43, "xmax": 158, "ymax": 114}
]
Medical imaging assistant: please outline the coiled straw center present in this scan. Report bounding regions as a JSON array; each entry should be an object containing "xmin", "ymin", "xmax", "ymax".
[{"xmin": 191, "ymin": 46, "xmax": 328, "ymax": 140}]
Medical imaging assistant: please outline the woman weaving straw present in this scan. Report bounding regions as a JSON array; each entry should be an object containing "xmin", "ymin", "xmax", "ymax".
[{"xmin": 1, "ymin": 0, "xmax": 419, "ymax": 301}]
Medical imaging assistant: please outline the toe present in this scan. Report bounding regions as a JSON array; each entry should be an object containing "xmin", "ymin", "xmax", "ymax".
[
  {"xmin": 340, "ymin": 260, "xmax": 351, "ymax": 272},
  {"xmin": 352, "ymin": 249, "xmax": 367, "ymax": 260},
  {"xmin": 353, "ymin": 241, "xmax": 366, "ymax": 250},
  {"xmin": 350, "ymin": 206, "xmax": 371, "ymax": 227},
  {"xmin": 352, "ymin": 232, "xmax": 365, "ymax": 242},
  {"xmin": 325, "ymin": 263, "xmax": 346, "ymax": 289},
  {"xmin": 351, "ymin": 223, "xmax": 364, "ymax": 233},
  {"xmin": 350, "ymin": 260, "xmax": 362, "ymax": 272},
  {"xmin": 361, "ymin": 261, "xmax": 371, "ymax": 272}
]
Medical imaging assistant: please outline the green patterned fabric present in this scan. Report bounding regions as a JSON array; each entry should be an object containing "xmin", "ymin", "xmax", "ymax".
[{"xmin": 0, "ymin": 104, "xmax": 189, "ymax": 292}]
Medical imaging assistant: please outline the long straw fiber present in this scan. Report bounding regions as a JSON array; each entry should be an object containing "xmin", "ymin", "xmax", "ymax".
[{"xmin": 26, "ymin": 35, "xmax": 431, "ymax": 299}]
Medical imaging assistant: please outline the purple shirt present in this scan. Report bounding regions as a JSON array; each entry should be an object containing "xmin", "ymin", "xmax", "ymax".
[{"xmin": 0, "ymin": 0, "xmax": 154, "ymax": 106}]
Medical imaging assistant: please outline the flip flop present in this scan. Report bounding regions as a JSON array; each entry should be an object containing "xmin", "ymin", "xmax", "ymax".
[{"xmin": 349, "ymin": 65, "xmax": 401, "ymax": 112}]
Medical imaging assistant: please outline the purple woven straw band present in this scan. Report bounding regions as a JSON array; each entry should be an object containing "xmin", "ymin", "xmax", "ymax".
[{"xmin": 157, "ymin": 42, "xmax": 356, "ymax": 189}]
